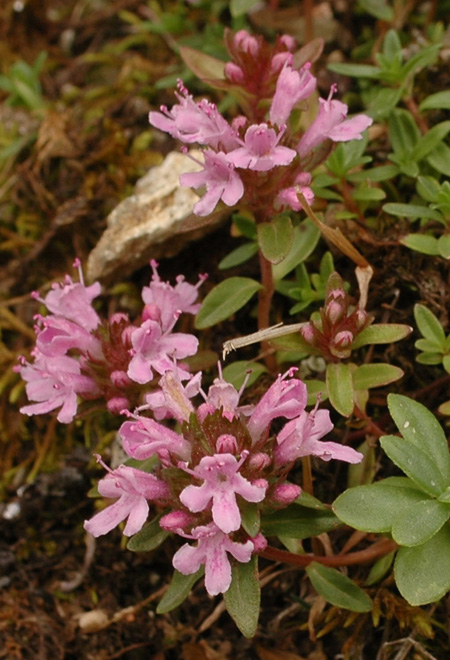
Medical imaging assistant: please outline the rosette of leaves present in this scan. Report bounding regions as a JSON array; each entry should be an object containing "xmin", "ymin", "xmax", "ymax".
[{"xmin": 333, "ymin": 394, "xmax": 450, "ymax": 606}]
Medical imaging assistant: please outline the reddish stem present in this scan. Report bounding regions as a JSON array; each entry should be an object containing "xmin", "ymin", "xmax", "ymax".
[
  {"xmin": 260, "ymin": 538, "xmax": 397, "ymax": 568},
  {"xmin": 258, "ymin": 248, "xmax": 278, "ymax": 372}
]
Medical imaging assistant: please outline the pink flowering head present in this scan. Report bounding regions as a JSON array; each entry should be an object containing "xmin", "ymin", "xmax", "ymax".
[
  {"xmin": 247, "ymin": 368, "xmax": 308, "ymax": 443},
  {"xmin": 227, "ymin": 123, "xmax": 297, "ymax": 172},
  {"xmin": 180, "ymin": 149, "xmax": 244, "ymax": 216},
  {"xmin": 179, "ymin": 452, "xmax": 267, "ymax": 534},
  {"xmin": 33, "ymin": 260, "xmax": 101, "ymax": 332},
  {"xmin": 275, "ymin": 406, "xmax": 363, "ymax": 466},
  {"xmin": 298, "ymin": 84, "xmax": 373, "ymax": 159},
  {"xmin": 149, "ymin": 80, "xmax": 239, "ymax": 151},
  {"xmin": 270, "ymin": 62, "xmax": 317, "ymax": 127},
  {"xmin": 84, "ymin": 460, "xmax": 171, "ymax": 538},
  {"xmin": 172, "ymin": 522, "xmax": 254, "ymax": 596}
]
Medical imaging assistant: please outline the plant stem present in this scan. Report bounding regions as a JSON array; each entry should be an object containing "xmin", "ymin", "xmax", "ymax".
[
  {"xmin": 260, "ymin": 537, "xmax": 397, "ymax": 568},
  {"xmin": 257, "ymin": 248, "xmax": 277, "ymax": 372}
]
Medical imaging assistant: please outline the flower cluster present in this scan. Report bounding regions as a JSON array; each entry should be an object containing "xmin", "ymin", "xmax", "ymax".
[
  {"xmin": 84, "ymin": 365, "xmax": 363, "ymax": 596},
  {"xmin": 15, "ymin": 259, "xmax": 205, "ymax": 422},
  {"xmin": 300, "ymin": 271, "xmax": 372, "ymax": 361},
  {"xmin": 149, "ymin": 29, "xmax": 372, "ymax": 218}
]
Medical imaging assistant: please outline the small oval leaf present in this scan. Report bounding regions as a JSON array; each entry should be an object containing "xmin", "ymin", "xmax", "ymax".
[
  {"xmin": 195, "ymin": 277, "xmax": 262, "ymax": 329},
  {"xmin": 306, "ymin": 562, "xmax": 373, "ymax": 612}
]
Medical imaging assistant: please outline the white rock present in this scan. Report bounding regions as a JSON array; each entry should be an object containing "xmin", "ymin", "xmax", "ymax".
[{"xmin": 87, "ymin": 150, "xmax": 225, "ymax": 283}]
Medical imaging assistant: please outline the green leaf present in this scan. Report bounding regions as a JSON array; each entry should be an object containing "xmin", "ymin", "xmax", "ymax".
[
  {"xmin": 400, "ymin": 234, "xmax": 440, "ymax": 255},
  {"xmin": 358, "ymin": 0, "xmax": 394, "ymax": 21},
  {"xmin": 333, "ymin": 478, "xmax": 427, "ymax": 532},
  {"xmin": 352, "ymin": 363, "xmax": 404, "ymax": 391},
  {"xmin": 218, "ymin": 241, "xmax": 259, "ymax": 270},
  {"xmin": 306, "ymin": 563, "xmax": 373, "ymax": 612},
  {"xmin": 230, "ymin": 0, "xmax": 261, "ymax": 17},
  {"xmin": 195, "ymin": 277, "xmax": 262, "ymax": 329},
  {"xmin": 351, "ymin": 323, "xmax": 411, "ymax": 348},
  {"xmin": 416, "ymin": 175, "xmax": 441, "ymax": 202},
  {"xmin": 387, "ymin": 394, "xmax": 450, "ymax": 483},
  {"xmin": 221, "ymin": 360, "xmax": 267, "ymax": 390},
  {"xmin": 257, "ymin": 215, "xmax": 294, "ymax": 265},
  {"xmin": 382, "ymin": 29, "xmax": 402, "ymax": 60},
  {"xmin": 383, "ymin": 203, "xmax": 443, "ymax": 221},
  {"xmin": 410, "ymin": 121, "xmax": 450, "ymax": 162},
  {"xmin": 427, "ymin": 143, "xmax": 450, "ymax": 177},
  {"xmin": 224, "ymin": 556, "xmax": 260, "ymax": 638},
  {"xmin": 419, "ymin": 91, "xmax": 450, "ymax": 111},
  {"xmin": 365, "ymin": 551, "xmax": 395, "ymax": 586},
  {"xmin": 394, "ymin": 523, "xmax": 450, "ymax": 605},
  {"xmin": 415, "ymin": 351, "xmax": 443, "ymax": 365},
  {"xmin": 438, "ymin": 487, "xmax": 450, "ymax": 503},
  {"xmin": 326, "ymin": 362, "xmax": 354, "ymax": 417},
  {"xmin": 366, "ymin": 87, "xmax": 402, "ymax": 120},
  {"xmin": 388, "ymin": 109, "xmax": 420, "ymax": 162},
  {"xmin": 239, "ymin": 500, "xmax": 260, "ymax": 538},
  {"xmin": 272, "ymin": 220, "xmax": 320, "ymax": 280},
  {"xmin": 414, "ymin": 304, "xmax": 446, "ymax": 345},
  {"xmin": 348, "ymin": 164, "xmax": 399, "ymax": 183},
  {"xmin": 438, "ymin": 234, "xmax": 450, "ymax": 259},
  {"xmin": 127, "ymin": 514, "xmax": 169, "ymax": 552},
  {"xmin": 392, "ymin": 499, "xmax": 450, "ymax": 546},
  {"xmin": 261, "ymin": 505, "xmax": 341, "ymax": 539},
  {"xmin": 179, "ymin": 46, "xmax": 225, "ymax": 81},
  {"xmin": 381, "ymin": 435, "xmax": 448, "ymax": 497},
  {"xmin": 352, "ymin": 185, "xmax": 386, "ymax": 201},
  {"xmin": 327, "ymin": 62, "xmax": 381, "ymax": 78},
  {"xmin": 157, "ymin": 568, "xmax": 204, "ymax": 614}
]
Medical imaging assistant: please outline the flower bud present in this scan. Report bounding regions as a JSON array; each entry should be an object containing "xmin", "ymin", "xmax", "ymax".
[
  {"xmin": 271, "ymin": 483, "xmax": 302, "ymax": 505},
  {"xmin": 216, "ymin": 433, "xmax": 238, "ymax": 454},
  {"xmin": 160, "ymin": 510, "xmax": 194, "ymax": 533},
  {"xmin": 110, "ymin": 370, "xmax": 132, "ymax": 388},
  {"xmin": 326, "ymin": 300, "xmax": 345, "ymax": 325},
  {"xmin": 251, "ymin": 532, "xmax": 268, "ymax": 553},
  {"xmin": 107, "ymin": 396, "xmax": 130, "ymax": 414},
  {"xmin": 354, "ymin": 309, "xmax": 369, "ymax": 330},
  {"xmin": 142, "ymin": 303, "xmax": 161, "ymax": 323},
  {"xmin": 234, "ymin": 30, "xmax": 259, "ymax": 56},
  {"xmin": 224, "ymin": 62, "xmax": 245, "ymax": 83},
  {"xmin": 300, "ymin": 323, "xmax": 316, "ymax": 345},
  {"xmin": 333, "ymin": 330, "xmax": 353, "ymax": 348},
  {"xmin": 247, "ymin": 452, "xmax": 271, "ymax": 471}
]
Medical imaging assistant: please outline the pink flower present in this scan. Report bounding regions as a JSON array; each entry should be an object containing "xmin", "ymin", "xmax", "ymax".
[
  {"xmin": 144, "ymin": 369, "xmax": 202, "ymax": 422},
  {"xmin": 33, "ymin": 259, "xmax": 101, "ymax": 333},
  {"xmin": 276, "ymin": 172, "xmax": 315, "ymax": 211},
  {"xmin": 227, "ymin": 123, "xmax": 296, "ymax": 172},
  {"xmin": 35, "ymin": 315, "xmax": 102, "ymax": 358},
  {"xmin": 180, "ymin": 150, "xmax": 244, "ymax": 216},
  {"xmin": 127, "ymin": 319, "xmax": 198, "ymax": 384},
  {"xmin": 17, "ymin": 352, "xmax": 99, "ymax": 423},
  {"xmin": 298, "ymin": 85, "xmax": 373, "ymax": 158},
  {"xmin": 149, "ymin": 80, "xmax": 239, "ymax": 151},
  {"xmin": 247, "ymin": 368, "xmax": 307, "ymax": 443},
  {"xmin": 270, "ymin": 62, "xmax": 316, "ymax": 127},
  {"xmin": 275, "ymin": 406, "xmax": 363, "ymax": 466},
  {"xmin": 120, "ymin": 415, "xmax": 191, "ymax": 463},
  {"xmin": 172, "ymin": 522, "xmax": 254, "ymax": 596},
  {"xmin": 141, "ymin": 260, "xmax": 206, "ymax": 333},
  {"xmin": 179, "ymin": 452, "xmax": 267, "ymax": 533},
  {"xmin": 197, "ymin": 364, "xmax": 251, "ymax": 422},
  {"xmin": 84, "ymin": 459, "xmax": 170, "ymax": 537}
]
